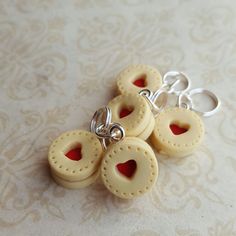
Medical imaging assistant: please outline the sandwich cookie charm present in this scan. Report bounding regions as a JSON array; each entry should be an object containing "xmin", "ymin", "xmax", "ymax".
[
  {"xmin": 151, "ymin": 88, "xmax": 220, "ymax": 157},
  {"xmin": 48, "ymin": 130, "xmax": 103, "ymax": 189},
  {"xmin": 123, "ymin": 71, "xmax": 191, "ymax": 140},
  {"xmin": 112, "ymin": 71, "xmax": 191, "ymax": 141},
  {"xmin": 108, "ymin": 93, "xmax": 155, "ymax": 140},
  {"xmin": 91, "ymin": 107, "xmax": 158, "ymax": 199},
  {"xmin": 116, "ymin": 64, "xmax": 162, "ymax": 94}
]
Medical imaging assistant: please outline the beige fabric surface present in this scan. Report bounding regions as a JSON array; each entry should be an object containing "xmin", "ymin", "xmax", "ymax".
[{"xmin": 0, "ymin": 0, "xmax": 235, "ymax": 235}]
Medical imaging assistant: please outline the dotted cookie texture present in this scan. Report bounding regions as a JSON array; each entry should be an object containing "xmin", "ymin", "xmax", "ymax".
[
  {"xmin": 51, "ymin": 168, "xmax": 100, "ymax": 189},
  {"xmin": 137, "ymin": 113, "xmax": 155, "ymax": 140},
  {"xmin": 48, "ymin": 130, "xmax": 103, "ymax": 182},
  {"xmin": 101, "ymin": 137, "xmax": 158, "ymax": 199},
  {"xmin": 117, "ymin": 64, "xmax": 162, "ymax": 94},
  {"xmin": 151, "ymin": 107, "xmax": 205, "ymax": 157},
  {"xmin": 108, "ymin": 93, "xmax": 153, "ymax": 137}
]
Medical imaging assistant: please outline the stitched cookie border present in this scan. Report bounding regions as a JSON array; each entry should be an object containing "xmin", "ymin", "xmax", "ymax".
[
  {"xmin": 48, "ymin": 130, "xmax": 103, "ymax": 180},
  {"xmin": 108, "ymin": 93, "xmax": 151, "ymax": 133},
  {"xmin": 117, "ymin": 64, "xmax": 162, "ymax": 94},
  {"xmin": 153, "ymin": 107, "xmax": 204, "ymax": 149},
  {"xmin": 101, "ymin": 138, "xmax": 158, "ymax": 199}
]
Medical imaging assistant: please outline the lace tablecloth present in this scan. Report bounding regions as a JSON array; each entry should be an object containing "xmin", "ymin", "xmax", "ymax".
[{"xmin": 0, "ymin": 0, "xmax": 235, "ymax": 235}]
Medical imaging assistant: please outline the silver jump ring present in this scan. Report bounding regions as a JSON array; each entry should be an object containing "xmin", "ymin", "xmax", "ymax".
[
  {"xmin": 177, "ymin": 93, "xmax": 193, "ymax": 109},
  {"xmin": 90, "ymin": 107, "xmax": 111, "ymax": 133},
  {"xmin": 188, "ymin": 88, "xmax": 220, "ymax": 117},
  {"xmin": 177, "ymin": 88, "xmax": 220, "ymax": 117},
  {"xmin": 163, "ymin": 71, "xmax": 191, "ymax": 95},
  {"xmin": 95, "ymin": 124, "xmax": 111, "ymax": 139},
  {"xmin": 139, "ymin": 89, "xmax": 153, "ymax": 100},
  {"xmin": 109, "ymin": 123, "xmax": 125, "ymax": 142},
  {"xmin": 139, "ymin": 71, "xmax": 191, "ymax": 116},
  {"xmin": 139, "ymin": 88, "xmax": 168, "ymax": 116},
  {"xmin": 90, "ymin": 106, "xmax": 125, "ymax": 149},
  {"xmin": 151, "ymin": 89, "xmax": 168, "ymax": 115}
]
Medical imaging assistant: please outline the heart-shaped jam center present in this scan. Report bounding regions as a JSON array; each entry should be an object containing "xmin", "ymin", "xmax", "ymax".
[
  {"xmin": 133, "ymin": 74, "xmax": 147, "ymax": 88},
  {"xmin": 119, "ymin": 106, "xmax": 134, "ymax": 118},
  {"xmin": 170, "ymin": 123, "xmax": 189, "ymax": 135},
  {"xmin": 116, "ymin": 160, "xmax": 137, "ymax": 178},
  {"xmin": 65, "ymin": 145, "xmax": 82, "ymax": 161}
]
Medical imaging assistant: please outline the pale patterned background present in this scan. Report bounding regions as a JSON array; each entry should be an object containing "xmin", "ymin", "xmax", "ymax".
[{"xmin": 0, "ymin": 0, "xmax": 236, "ymax": 235}]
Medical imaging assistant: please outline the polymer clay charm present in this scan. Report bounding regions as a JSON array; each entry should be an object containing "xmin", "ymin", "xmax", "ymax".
[
  {"xmin": 151, "ymin": 107, "xmax": 204, "ymax": 157},
  {"xmin": 51, "ymin": 168, "xmax": 101, "ymax": 189},
  {"xmin": 108, "ymin": 93, "xmax": 155, "ymax": 140},
  {"xmin": 101, "ymin": 137, "xmax": 158, "ymax": 199},
  {"xmin": 110, "ymin": 72, "xmax": 191, "ymax": 140},
  {"xmin": 91, "ymin": 107, "xmax": 158, "ymax": 199},
  {"xmin": 116, "ymin": 64, "xmax": 162, "ymax": 95},
  {"xmin": 48, "ymin": 130, "xmax": 103, "ymax": 189},
  {"xmin": 151, "ymin": 88, "xmax": 220, "ymax": 157}
]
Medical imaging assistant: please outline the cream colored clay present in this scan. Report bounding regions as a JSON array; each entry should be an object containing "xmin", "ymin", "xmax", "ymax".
[
  {"xmin": 117, "ymin": 64, "xmax": 162, "ymax": 94},
  {"xmin": 101, "ymin": 137, "xmax": 158, "ymax": 199},
  {"xmin": 137, "ymin": 114, "xmax": 155, "ymax": 140},
  {"xmin": 108, "ymin": 93, "xmax": 152, "ymax": 137},
  {"xmin": 151, "ymin": 107, "xmax": 205, "ymax": 157},
  {"xmin": 48, "ymin": 130, "xmax": 103, "ymax": 182},
  {"xmin": 51, "ymin": 168, "xmax": 100, "ymax": 189}
]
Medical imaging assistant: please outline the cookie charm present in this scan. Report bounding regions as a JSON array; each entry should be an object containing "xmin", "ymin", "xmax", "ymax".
[
  {"xmin": 108, "ymin": 93, "xmax": 154, "ymax": 140},
  {"xmin": 91, "ymin": 107, "xmax": 158, "ymax": 199},
  {"xmin": 116, "ymin": 64, "xmax": 162, "ymax": 95},
  {"xmin": 48, "ymin": 130, "xmax": 103, "ymax": 189},
  {"xmin": 101, "ymin": 137, "xmax": 158, "ymax": 199},
  {"xmin": 151, "ymin": 107, "xmax": 204, "ymax": 157},
  {"xmin": 50, "ymin": 168, "xmax": 100, "ymax": 189},
  {"xmin": 151, "ymin": 88, "xmax": 220, "ymax": 157}
]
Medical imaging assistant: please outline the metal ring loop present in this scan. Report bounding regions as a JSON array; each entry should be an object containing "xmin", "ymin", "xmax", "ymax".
[
  {"xmin": 109, "ymin": 123, "xmax": 125, "ymax": 142},
  {"xmin": 139, "ymin": 88, "xmax": 168, "ymax": 116},
  {"xmin": 90, "ymin": 106, "xmax": 125, "ymax": 149},
  {"xmin": 139, "ymin": 89, "xmax": 153, "ymax": 98},
  {"xmin": 177, "ymin": 93, "xmax": 193, "ymax": 109},
  {"xmin": 151, "ymin": 89, "xmax": 168, "ymax": 116},
  {"xmin": 163, "ymin": 71, "xmax": 191, "ymax": 95},
  {"xmin": 95, "ymin": 124, "xmax": 111, "ymax": 139},
  {"xmin": 90, "ymin": 107, "xmax": 111, "ymax": 133},
  {"xmin": 187, "ymin": 88, "xmax": 221, "ymax": 117}
]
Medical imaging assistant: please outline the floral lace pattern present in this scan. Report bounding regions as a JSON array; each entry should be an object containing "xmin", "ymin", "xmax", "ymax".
[{"xmin": 0, "ymin": 0, "xmax": 235, "ymax": 235}]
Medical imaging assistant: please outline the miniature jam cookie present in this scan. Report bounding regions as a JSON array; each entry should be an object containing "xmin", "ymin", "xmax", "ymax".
[
  {"xmin": 101, "ymin": 137, "xmax": 158, "ymax": 199},
  {"xmin": 137, "ymin": 114, "xmax": 155, "ymax": 140},
  {"xmin": 48, "ymin": 130, "xmax": 103, "ymax": 182},
  {"xmin": 151, "ymin": 107, "xmax": 205, "ymax": 157},
  {"xmin": 117, "ymin": 64, "xmax": 162, "ymax": 95},
  {"xmin": 108, "ymin": 93, "xmax": 152, "ymax": 137},
  {"xmin": 51, "ymin": 168, "xmax": 100, "ymax": 189}
]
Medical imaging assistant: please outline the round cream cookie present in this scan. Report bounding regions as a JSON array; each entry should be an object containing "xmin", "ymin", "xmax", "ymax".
[
  {"xmin": 48, "ymin": 130, "xmax": 103, "ymax": 182},
  {"xmin": 101, "ymin": 137, "xmax": 158, "ymax": 199},
  {"xmin": 117, "ymin": 64, "xmax": 162, "ymax": 95},
  {"xmin": 108, "ymin": 93, "xmax": 152, "ymax": 137},
  {"xmin": 51, "ymin": 168, "xmax": 100, "ymax": 189},
  {"xmin": 137, "ymin": 114, "xmax": 155, "ymax": 140},
  {"xmin": 151, "ymin": 107, "xmax": 205, "ymax": 157}
]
